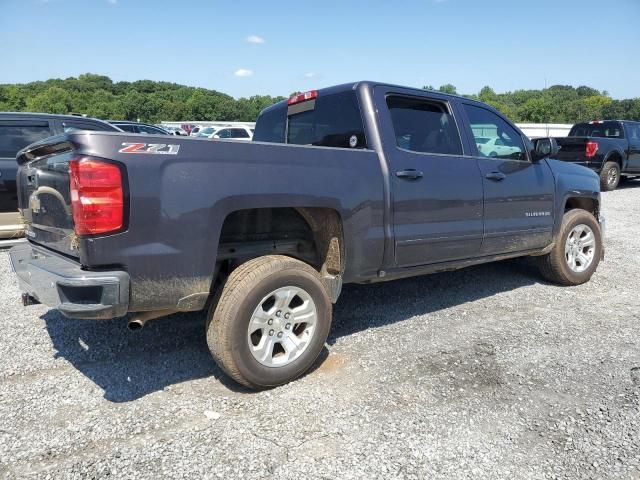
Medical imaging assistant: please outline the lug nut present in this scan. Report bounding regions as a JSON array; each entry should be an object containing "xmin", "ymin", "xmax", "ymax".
[
  {"xmin": 285, "ymin": 323, "xmax": 291, "ymax": 330},
  {"xmin": 277, "ymin": 332, "xmax": 283, "ymax": 338},
  {"xmin": 269, "ymin": 329, "xmax": 274, "ymax": 336},
  {"xmin": 276, "ymin": 310, "xmax": 282, "ymax": 317},
  {"xmin": 268, "ymin": 319, "xmax": 273, "ymax": 325},
  {"xmin": 284, "ymin": 313, "xmax": 291, "ymax": 320}
]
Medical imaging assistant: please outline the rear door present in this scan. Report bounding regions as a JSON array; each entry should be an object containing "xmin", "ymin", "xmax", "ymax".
[
  {"xmin": 625, "ymin": 122, "xmax": 640, "ymax": 172},
  {"xmin": 460, "ymin": 103, "xmax": 555, "ymax": 255},
  {"xmin": 374, "ymin": 87, "xmax": 484, "ymax": 267}
]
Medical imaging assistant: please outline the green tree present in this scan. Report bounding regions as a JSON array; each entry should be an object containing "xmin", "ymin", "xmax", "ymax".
[{"xmin": 25, "ymin": 87, "xmax": 73, "ymax": 114}]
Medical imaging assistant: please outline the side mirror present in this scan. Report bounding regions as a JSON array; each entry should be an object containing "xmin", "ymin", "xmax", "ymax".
[
  {"xmin": 531, "ymin": 137, "xmax": 559, "ymax": 162},
  {"xmin": 213, "ymin": 134, "xmax": 220, "ymax": 139}
]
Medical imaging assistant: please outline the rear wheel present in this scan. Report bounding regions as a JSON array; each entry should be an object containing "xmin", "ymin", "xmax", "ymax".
[
  {"xmin": 600, "ymin": 161, "xmax": 620, "ymax": 191},
  {"xmin": 536, "ymin": 209, "xmax": 602, "ymax": 286},
  {"xmin": 206, "ymin": 255, "xmax": 332, "ymax": 389}
]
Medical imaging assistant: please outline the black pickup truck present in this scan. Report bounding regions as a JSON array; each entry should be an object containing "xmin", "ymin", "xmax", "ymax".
[
  {"xmin": 10, "ymin": 82, "xmax": 605, "ymax": 389},
  {"xmin": 554, "ymin": 120, "xmax": 640, "ymax": 191}
]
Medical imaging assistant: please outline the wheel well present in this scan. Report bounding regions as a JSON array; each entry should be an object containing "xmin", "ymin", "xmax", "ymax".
[
  {"xmin": 606, "ymin": 152, "xmax": 622, "ymax": 166},
  {"xmin": 564, "ymin": 197, "xmax": 598, "ymax": 217},
  {"xmin": 217, "ymin": 207, "xmax": 344, "ymax": 277}
]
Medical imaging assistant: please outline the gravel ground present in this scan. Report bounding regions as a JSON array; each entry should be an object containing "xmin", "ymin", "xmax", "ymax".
[{"xmin": 1, "ymin": 181, "xmax": 640, "ymax": 480}]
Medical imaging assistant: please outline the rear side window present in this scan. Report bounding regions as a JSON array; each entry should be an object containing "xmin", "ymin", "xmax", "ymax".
[
  {"xmin": 116, "ymin": 124, "xmax": 137, "ymax": 133},
  {"xmin": 230, "ymin": 128, "xmax": 250, "ymax": 138},
  {"xmin": 386, "ymin": 96, "xmax": 463, "ymax": 155},
  {"xmin": 137, "ymin": 125, "xmax": 167, "ymax": 135},
  {"xmin": 63, "ymin": 121, "xmax": 108, "ymax": 133},
  {"xmin": 0, "ymin": 123, "xmax": 52, "ymax": 158}
]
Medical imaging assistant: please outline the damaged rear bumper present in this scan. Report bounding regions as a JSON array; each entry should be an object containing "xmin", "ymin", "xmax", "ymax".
[{"xmin": 9, "ymin": 242, "xmax": 129, "ymax": 319}]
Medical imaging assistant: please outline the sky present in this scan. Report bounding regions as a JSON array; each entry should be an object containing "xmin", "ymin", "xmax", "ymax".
[{"xmin": 1, "ymin": 0, "xmax": 639, "ymax": 99}]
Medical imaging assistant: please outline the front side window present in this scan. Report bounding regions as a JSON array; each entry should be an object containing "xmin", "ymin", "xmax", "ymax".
[
  {"xmin": 386, "ymin": 96, "xmax": 463, "ymax": 155},
  {"xmin": 0, "ymin": 124, "xmax": 52, "ymax": 158},
  {"xmin": 463, "ymin": 104, "xmax": 526, "ymax": 161}
]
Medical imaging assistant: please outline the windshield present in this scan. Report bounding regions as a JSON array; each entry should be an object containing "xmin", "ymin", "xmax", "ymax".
[{"xmin": 200, "ymin": 127, "xmax": 217, "ymax": 135}]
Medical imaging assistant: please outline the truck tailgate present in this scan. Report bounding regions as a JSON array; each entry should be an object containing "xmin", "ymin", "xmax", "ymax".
[
  {"xmin": 16, "ymin": 138, "xmax": 78, "ymax": 257},
  {"xmin": 555, "ymin": 137, "xmax": 590, "ymax": 162}
]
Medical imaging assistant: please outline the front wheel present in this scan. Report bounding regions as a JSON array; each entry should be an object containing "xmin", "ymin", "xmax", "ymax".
[
  {"xmin": 600, "ymin": 161, "xmax": 620, "ymax": 191},
  {"xmin": 206, "ymin": 255, "xmax": 332, "ymax": 389},
  {"xmin": 536, "ymin": 209, "xmax": 602, "ymax": 286}
]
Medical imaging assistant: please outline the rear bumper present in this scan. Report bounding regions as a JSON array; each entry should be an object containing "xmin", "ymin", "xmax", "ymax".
[
  {"xmin": 0, "ymin": 211, "xmax": 24, "ymax": 239},
  {"xmin": 9, "ymin": 242, "xmax": 129, "ymax": 319}
]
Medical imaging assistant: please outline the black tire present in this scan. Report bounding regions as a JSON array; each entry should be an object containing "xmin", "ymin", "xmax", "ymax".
[
  {"xmin": 599, "ymin": 161, "xmax": 620, "ymax": 191},
  {"xmin": 536, "ymin": 209, "xmax": 602, "ymax": 286},
  {"xmin": 206, "ymin": 255, "xmax": 332, "ymax": 390}
]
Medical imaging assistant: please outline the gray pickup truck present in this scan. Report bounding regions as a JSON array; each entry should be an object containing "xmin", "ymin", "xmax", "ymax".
[{"xmin": 10, "ymin": 81, "xmax": 605, "ymax": 389}]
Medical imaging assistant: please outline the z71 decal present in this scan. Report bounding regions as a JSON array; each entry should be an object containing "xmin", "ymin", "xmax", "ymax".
[{"xmin": 119, "ymin": 143, "xmax": 180, "ymax": 155}]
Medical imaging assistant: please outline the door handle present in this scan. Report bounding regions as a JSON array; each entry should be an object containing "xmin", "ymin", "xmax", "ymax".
[
  {"xmin": 485, "ymin": 172, "xmax": 506, "ymax": 181},
  {"xmin": 396, "ymin": 169, "xmax": 424, "ymax": 180}
]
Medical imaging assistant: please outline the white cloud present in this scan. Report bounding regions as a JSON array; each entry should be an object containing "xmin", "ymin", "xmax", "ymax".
[
  {"xmin": 234, "ymin": 69, "xmax": 254, "ymax": 77},
  {"xmin": 304, "ymin": 72, "xmax": 317, "ymax": 78},
  {"xmin": 245, "ymin": 35, "xmax": 265, "ymax": 44}
]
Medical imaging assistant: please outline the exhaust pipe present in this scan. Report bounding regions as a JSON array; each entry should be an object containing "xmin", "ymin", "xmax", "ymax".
[
  {"xmin": 22, "ymin": 293, "xmax": 40, "ymax": 306},
  {"xmin": 127, "ymin": 309, "xmax": 177, "ymax": 331}
]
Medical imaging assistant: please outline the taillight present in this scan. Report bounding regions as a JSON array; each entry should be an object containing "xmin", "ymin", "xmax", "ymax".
[
  {"xmin": 288, "ymin": 90, "xmax": 318, "ymax": 105},
  {"xmin": 69, "ymin": 157, "xmax": 124, "ymax": 235},
  {"xmin": 585, "ymin": 141, "xmax": 599, "ymax": 158}
]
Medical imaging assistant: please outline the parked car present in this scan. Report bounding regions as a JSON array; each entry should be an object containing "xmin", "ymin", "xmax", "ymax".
[
  {"xmin": 10, "ymin": 81, "xmax": 604, "ymax": 390},
  {"xmin": 194, "ymin": 126, "xmax": 220, "ymax": 138},
  {"xmin": 553, "ymin": 120, "xmax": 640, "ymax": 191},
  {"xmin": 189, "ymin": 126, "xmax": 203, "ymax": 137},
  {"xmin": 160, "ymin": 125, "xmax": 188, "ymax": 136},
  {"xmin": 475, "ymin": 136, "xmax": 523, "ymax": 158},
  {"xmin": 210, "ymin": 126, "xmax": 253, "ymax": 141},
  {"xmin": 108, "ymin": 121, "xmax": 171, "ymax": 135},
  {"xmin": 0, "ymin": 112, "xmax": 120, "ymax": 241}
]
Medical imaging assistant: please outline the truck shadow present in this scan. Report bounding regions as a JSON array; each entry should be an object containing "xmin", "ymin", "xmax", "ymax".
[
  {"xmin": 41, "ymin": 258, "xmax": 540, "ymax": 402},
  {"xmin": 617, "ymin": 178, "xmax": 640, "ymax": 190}
]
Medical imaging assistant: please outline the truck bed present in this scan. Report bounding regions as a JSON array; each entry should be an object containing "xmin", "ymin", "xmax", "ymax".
[{"xmin": 16, "ymin": 132, "xmax": 385, "ymax": 311}]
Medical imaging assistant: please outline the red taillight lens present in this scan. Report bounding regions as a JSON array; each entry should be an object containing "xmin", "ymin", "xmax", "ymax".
[
  {"xmin": 288, "ymin": 90, "xmax": 318, "ymax": 105},
  {"xmin": 69, "ymin": 157, "xmax": 124, "ymax": 235},
  {"xmin": 585, "ymin": 141, "xmax": 599, "ymax": 158}
]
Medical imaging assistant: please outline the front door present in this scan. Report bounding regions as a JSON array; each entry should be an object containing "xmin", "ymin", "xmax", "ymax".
[
  {"xmin": 461, "ymin": 103, "xmax": 555, "ymax": 255},
  {"xmin": 375, "ymin": 88, "xmax": 484, "ymax": 268}
]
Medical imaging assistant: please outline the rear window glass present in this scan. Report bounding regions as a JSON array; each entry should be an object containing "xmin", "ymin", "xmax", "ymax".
[
  {"xmin": 0, "ymin": 124, "xmax": 52, "ymax": 158},
  {"xmin": 569, "ymin": 122, "xmax": 624, "ymax": 138},
  {"xmin": 254, "ymin": 91, "xmax": 367, "ymax": 149}
]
